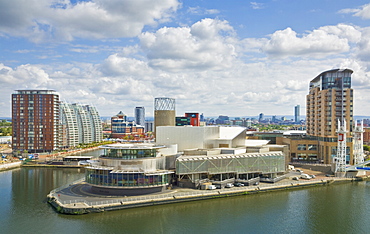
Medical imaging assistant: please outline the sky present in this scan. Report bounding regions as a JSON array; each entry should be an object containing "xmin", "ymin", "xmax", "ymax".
[{"xmin": 1, "ymin": 0, "xmax": 370, "ymax": 118}]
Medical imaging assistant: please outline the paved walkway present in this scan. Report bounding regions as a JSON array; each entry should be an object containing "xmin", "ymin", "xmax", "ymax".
[{"xmin": 51, "ymin": 170, "xmax": 340, "ymax": 207}]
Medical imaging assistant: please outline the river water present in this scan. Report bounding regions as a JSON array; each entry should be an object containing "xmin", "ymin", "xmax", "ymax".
[{"xmin": 1, "ymin": 164, "xmax": 370, "ymax": 233}]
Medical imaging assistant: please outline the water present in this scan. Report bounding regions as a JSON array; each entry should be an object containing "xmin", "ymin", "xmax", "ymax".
[{"xmin": 1, "ymin": 167, "xmax": 370, "ymax": 234}]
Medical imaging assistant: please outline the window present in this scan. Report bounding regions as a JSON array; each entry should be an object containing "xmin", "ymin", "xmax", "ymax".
[
  {"xmin": 308, "ymin": 144, "xmax": 317, "ymax": 151},
  {"xmin": 297, "ymin": 144, "xmax": 306, "ymax": 151}
]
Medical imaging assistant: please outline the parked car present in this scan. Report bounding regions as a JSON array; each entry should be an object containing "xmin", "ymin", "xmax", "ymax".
[
  {"xmin": 310, "ymin": 175, "xmax": 316, "ymax": 179},
  {"xmin": 296, "ymin": 169, "xmax": 303, "ymax": 173},
  {"xmin": 292, "ymin": 176, "xmax": 299, "ymax": 180},
  {"xmin": 234, "ymin": 182, "xmax": 244, "ymax": 187},
  {"xmin": 225, "ymin": 183, "xmax": 234, "ymax": 188},
  {"xmin": 253, "ymin": 181, "xmax": 259, "ymax": 185},
  {"xmin": 207, "ymin": 185, "xmax": 217, "ymax": 190},
  {"xmin": 214, "ymin": 184, "xmax": 222, "ymax": 189},
  {"xmin": 300, "ymin": 174, "xmax": 311, "ymax": 180}
]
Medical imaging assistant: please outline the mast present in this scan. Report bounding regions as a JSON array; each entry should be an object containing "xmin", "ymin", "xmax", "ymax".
[
  {"xmin": 335, "ymin": 119, "xmax": 347, "ymax": 173},
  {"xmin": 353, "ymin": 120, "xmax": 365, "ymax": 165}
]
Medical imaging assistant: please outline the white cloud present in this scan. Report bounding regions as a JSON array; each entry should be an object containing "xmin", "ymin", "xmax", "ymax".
[
  {"xmin": 139, "ymin": 18, "xmax": 236, "ymax": 71},
  {"xmin": 262, "ymin": 26, "xmax": 352, "ymax": 57},
  {"xmin": 3, "ymin": 14, "xmax": 370, "ymax": 118},
  {"xmin": 0, "ymin": 63, "xmax": 51, "ymax": 86},
  {"xmin": 250, "ymin": 2, "xmax": 264, "ymax": 10},
  {"xmin": 355, "ymin": 27, "xmax": 370, "ymax": 61},
  {"xmin": 339, "ymin": 3, "xmax": 370, "ymax": 19},
  {"xmin": 274, "ymin": 80, "xmax": 307, "ymax": 91},
  {"xmin": 187, "ymin": 7, "xmax": 220, "ymax": 15},
  {"xmin": 0, "ymin": 0, "xmax": 180, "ymax": 42}
]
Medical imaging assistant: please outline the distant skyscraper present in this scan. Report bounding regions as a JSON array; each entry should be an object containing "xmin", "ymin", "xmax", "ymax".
[
  {"xmin": 135, "ymin": 107, "xmax": 145, "ymax": 130},
  {"xmin": 215, "ymin": 115, "xmax": 229, "ymax": 125},
  {"xmin": 258, "ymin": 113, "xmax": 264, "ymax": 122},
  {"xmin": 200, "ymin": 113, "xmax": 204, "ymax": 122},
  {"xmin": 294, "ymin": 105, "xmax": 300, "ymax": 123},
  {"xmin": 12, "ymin": 90, "xmax": 60, "ymax": 153},
  {"xmin": 272, "ymin": 115, "xmax": 277, "ymax": 123}
]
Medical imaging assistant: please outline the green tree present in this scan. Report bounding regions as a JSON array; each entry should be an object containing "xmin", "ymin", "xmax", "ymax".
[{"xmin": 364, "ymin": 145, "xmax": 370, "ymax": 152}]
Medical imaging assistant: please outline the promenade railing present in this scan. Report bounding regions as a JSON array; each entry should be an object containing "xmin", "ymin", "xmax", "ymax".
[{"xmin": 52, "ymin": 177, "xmax": 345, "ymax": 207}]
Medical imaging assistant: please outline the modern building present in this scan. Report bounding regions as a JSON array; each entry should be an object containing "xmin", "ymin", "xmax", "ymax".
[
  {"xmin": 185, "ymin": 113, "xmax": 200, "ymax": 126},
  {"xmin": 145, "ymin": 121, "xmax": 154, "ymax": 132},
  {"xmin": 84, "ymin": 105, "xmax": 103, "ymax": 143},
  {"xmin": 156, "ymin": 126, "xmax": 247, "ymax": 151},
  {"xmin": 83, "ymin": 125, "xmax": 288, "ymax": 194},
  {"xmin": 154, "ymin": 97, "xmax": 175, "ymax": 132},
  {"xmin": 60, "ymin": 103, "xmax": 103, "ymax": 148},
  {"xmin": 60, "ymin": 102, "xmax": 79, "ymax": 148},
  {"xmin": 294, "ymin": 105, "xmax": 300, "ymax": 123},
  {"xmin": 156, "ymin": 126, "xmax": 287, "ymax": 188},
  {"xmin": 175, "ymin": 117, "xmax": 190, "ymax": 126},
  {"xmin": 306, "ymin": 68, "xmax": 353, "ymax": 164},
  {"xmin": 12, "ymin": 90, "xmax": 60, "ymax": 153},
  {"xmin": 135, "ymin": 107, "xmax": 145, "ymax": 131},
  {"xmin": 85, "ymin": 143, "xmax": 177, "ymax": 196},
  {"xmin": 278, "ymin": 69, "xmax": 354, "ymax": 164},
  {"xmin": 111, "ymin": 111, "xmax": 144, "ymax": 138}
]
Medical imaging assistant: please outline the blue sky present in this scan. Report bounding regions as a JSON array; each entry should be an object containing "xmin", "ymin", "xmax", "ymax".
[{"xmin": 1, "ymin": 0, "xmax": 370, "ymax": 118}]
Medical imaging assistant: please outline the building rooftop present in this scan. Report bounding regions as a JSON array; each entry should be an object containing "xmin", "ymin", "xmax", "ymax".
[
  {"xmin": 177, "ymin": 151, "xmax": 283, "ymax": 162},
  {"xmin": 99, "ymin": 143, "xmax": 165, "ymax": 150}
]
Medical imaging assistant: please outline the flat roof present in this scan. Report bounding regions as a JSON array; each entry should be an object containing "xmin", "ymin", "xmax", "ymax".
[
  {"xmin": 64, "ymin": 156, "xmax": 95, "ymax": 159},
  {"xmin": 177, "ymin": 151, "xmax": 284, "ymax": 162},
  {"xmin": 245, "ymin": 139, "xmax": 270, "ymax": 147},
  {"xmin": 99, "ymin": 143, "xmax": 166, "ymax": 150}
]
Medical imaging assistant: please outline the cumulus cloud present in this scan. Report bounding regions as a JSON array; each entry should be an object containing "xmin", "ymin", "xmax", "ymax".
[
  {"xmin": 0, "ymin": 0, "xmax": 180, "ymax": 42},
  {"xmin": 262, "ymin": 26, "xmax": 353, "ymax": 57},
  {"xmin": 355, "ymin": 27, "xmax": 370, "ymax": 62},
  {"xmin": 274, "ymin": 80, "xmax": 307, "ymax": 91},
  {"xmin": 100, "ymin": 54, "xmax": 151, "ymax": 77},
  {"xmin": 339, "ymin": 3, "xmax": 370, "ymax": 19},
  {"xmin": 139, "ymin": 18, "xmax": 237, "ymax": 71},
  {"xmin": 0, "ymin": 63, "xmax": 51, "ymax": 86}
]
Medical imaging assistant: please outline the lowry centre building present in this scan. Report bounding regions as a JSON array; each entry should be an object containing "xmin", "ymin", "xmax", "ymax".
[{"xmin": 84, "ymin": 126, "xmax": 288, "ymax": 195}]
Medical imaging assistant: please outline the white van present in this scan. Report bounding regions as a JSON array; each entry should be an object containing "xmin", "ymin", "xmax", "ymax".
[
  {"xmin": 300, "ymin": 174, "xmax": 311, "ymax": 180},
  {"xmin": 207, "ymin": 185, "xmax": 217, "ymax": 190}
]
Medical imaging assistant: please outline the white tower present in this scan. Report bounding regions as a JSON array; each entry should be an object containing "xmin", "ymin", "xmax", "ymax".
[
  {"xmin": 335, "ymin": 119, "xmax": 347, "ymax": 173},
  {"xmin": 353, "ymin": 120, "xmax": 365, "ymax": 165}
]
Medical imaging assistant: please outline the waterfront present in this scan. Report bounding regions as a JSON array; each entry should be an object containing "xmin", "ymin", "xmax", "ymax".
[{"xmin": 1, "ymin": 167, "xmax": 370, "ymax": 233}]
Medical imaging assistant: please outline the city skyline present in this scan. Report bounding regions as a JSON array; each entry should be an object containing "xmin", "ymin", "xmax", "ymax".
[{"xmin": 2, "ymin": 1, "xmax": 370, "ymax": 117}]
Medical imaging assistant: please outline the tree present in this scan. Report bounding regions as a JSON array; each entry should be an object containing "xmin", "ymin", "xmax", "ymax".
[{"xmin": 364, "ymin": 145, "xmax": 370, "ymax": 152}]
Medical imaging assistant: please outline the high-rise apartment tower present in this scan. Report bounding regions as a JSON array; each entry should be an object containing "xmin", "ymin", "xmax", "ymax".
[
  {"xmin": 306, "ymin": 69, "xmax": 353, "ymax": 164},
  {"xmin": 12, "ymin": 90, "xmax": 60, "ymax": 153}
]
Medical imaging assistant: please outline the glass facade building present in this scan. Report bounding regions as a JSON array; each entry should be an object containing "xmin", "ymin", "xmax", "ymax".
[{"xmin": 85, "ymin": 144, "xmax": 174, "ymax": 195}]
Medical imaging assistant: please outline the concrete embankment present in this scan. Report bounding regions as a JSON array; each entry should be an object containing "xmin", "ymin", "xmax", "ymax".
[
  {"xmin": 22, "ymin": 163, "xmax": 84, "ymax": 168},
  {"xmin": 0, "ymin": 161, "xmax": 21, "ymax": 171},
  {"xmin": 47, "ymin": 177, "xmax": 368, "ymax": 215}
]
